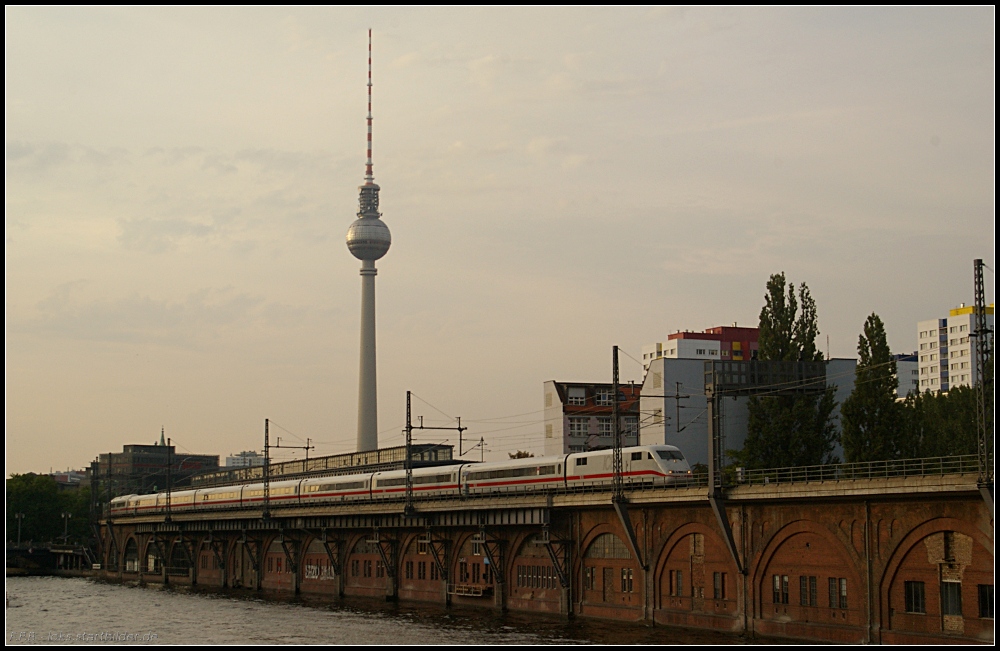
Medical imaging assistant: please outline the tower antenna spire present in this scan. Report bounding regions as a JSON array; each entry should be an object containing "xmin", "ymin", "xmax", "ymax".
[{"xmin": 365, "ymin": 28, "xmax": 374, "ymax": 184}]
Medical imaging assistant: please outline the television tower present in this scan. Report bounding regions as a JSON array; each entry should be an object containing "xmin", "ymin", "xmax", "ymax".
[{"xmin": 346, "ymin": 30, "xmax": 391, "ymax": 452}]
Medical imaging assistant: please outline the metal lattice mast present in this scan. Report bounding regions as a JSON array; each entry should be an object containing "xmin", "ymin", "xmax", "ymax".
[
  {"xmin": 612, "ymin": 345, "xmax": 623, "ymax": 502},
  {"xmin": 165, "ymin": 435, "xmax": 172, "ymax": 523},
  {"xmin": 263, "ymin": 418, "xmax": 271, "ymax": 520},
  {"xmin": 405, "ymin": 391, "xmax": 413, "ymax": 515},
  {"xmin": 973, "ymin": 259, "xmax": 992, "ymax": 484}
]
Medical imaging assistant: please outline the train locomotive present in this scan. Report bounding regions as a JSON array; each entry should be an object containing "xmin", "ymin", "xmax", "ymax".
[{"xmin": 108, "ymin": 444, "xmax": 691, "ymax": 517}]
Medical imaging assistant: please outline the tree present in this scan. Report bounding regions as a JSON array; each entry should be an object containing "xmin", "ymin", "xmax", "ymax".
[
  {"xmin": 6, "ymin": 474, "xmax": 92, "ymax": 544},
  {"xmin": 508, "ymin": 450, "xmax": 535, "ymax": 459},
  {"xmin": 898, "ymin": 386, "xmax": 978, "ymax": 458},
  {"xmin": 738, "ymin": 273, "xmax": 838, "ymax": 469},
  {"xmin": 840, "ymin": 314, "xmax": 900, "ymax": 462}
]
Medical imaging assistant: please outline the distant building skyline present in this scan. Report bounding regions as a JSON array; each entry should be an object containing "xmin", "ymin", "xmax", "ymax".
[{"xmin": 642, "ymin": 325, "xmax": 760, "ymax": 372}]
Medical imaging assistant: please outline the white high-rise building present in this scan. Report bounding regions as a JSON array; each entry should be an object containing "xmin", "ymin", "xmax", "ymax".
[{"xmin": 917, "ymin": 304, "xmax": 994, "ymax": 393}]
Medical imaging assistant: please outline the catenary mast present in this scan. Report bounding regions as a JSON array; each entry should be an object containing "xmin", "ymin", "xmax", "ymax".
[{"xmin": 346, "ymin": 30, "xmax": 391, "ymax": 452}]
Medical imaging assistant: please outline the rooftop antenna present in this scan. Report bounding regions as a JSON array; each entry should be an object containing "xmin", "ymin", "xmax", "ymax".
[{"xmin": 365, "ymin": 28, "xmax": 374, "ymax": 185}]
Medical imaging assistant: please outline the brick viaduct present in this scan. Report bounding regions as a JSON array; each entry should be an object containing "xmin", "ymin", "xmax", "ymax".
[{"xmin": 99, "ymin": 472, "xmax": 993, "ymax": 644}]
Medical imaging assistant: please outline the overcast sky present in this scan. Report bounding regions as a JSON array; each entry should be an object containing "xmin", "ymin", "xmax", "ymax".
[{"xmin": 6, "ymin": 7, "xmax": 995, "ymax": 474}]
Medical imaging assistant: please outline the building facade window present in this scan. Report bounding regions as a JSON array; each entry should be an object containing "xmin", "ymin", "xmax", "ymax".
[
  {"xmin": 829, "ymin": 577, "xmax": 848, "ymax": 609},
  {"xmin": 800, "ymin": 576, "xmax": 817, "ymax": 606},
  {"xmin": 714, "ymin": 572, "xmax": 727, "ymax": 600},
  {"xmin": 774, "ymin": 575, "xmax": 789, "ymax": 604},
  {"xmin": 904, "ymin": 581, "xmax": 926, "ymax": 613},
  {"xmin": 669, "ymin": 570, "xmax": 683, "ymax": 597},
  {"xmin": 621, "ymin": 568, "xmax": 634, "ymax": 593},
  {"xmin": 569, "ymin": 418, "xmax": 589, "ymax": 438},
  {"xmin": 979, "ymin": 585, "xmax": 994, "ymax": 619},
  {"xmin": 941, "ymin": 581, "xmax": 963, "ymax": 616}
]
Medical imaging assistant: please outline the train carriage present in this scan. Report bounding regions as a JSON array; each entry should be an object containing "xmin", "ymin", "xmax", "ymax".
[
  {"xmin": 240, "ymin": 479, "xmax": 301, "ymax": 509},
  {"xmin": 369, "ymin": 466, "xmax": 462, "ymax": 500},
  {"xmin": 196, "ymin": 485, "xmax": 244, "ymax": 510},
  {"xmin": 462, "ymin": 458, "xmax": 564, "ymax": 495},
  {"xmin": 300, "ymin": 474, "xmax": 374, "ymax": 504},
  {"xmin": 566, "ymin": 445, "xmax": 691, "ymax": 490}
]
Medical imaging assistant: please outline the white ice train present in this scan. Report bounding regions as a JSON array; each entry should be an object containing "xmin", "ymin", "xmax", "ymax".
[{"xmin": 108, "ymin": 444, "xmax": 691, "ymax": 517}]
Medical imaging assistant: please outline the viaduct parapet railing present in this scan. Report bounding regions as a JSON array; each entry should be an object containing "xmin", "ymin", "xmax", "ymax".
[{"xmin": 735, "ymin": 453, "xmax": 984, "ymax": 486}]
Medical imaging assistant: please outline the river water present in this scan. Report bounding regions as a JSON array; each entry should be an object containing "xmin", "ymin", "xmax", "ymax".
[{"xmin": 6, "ymin": 576, "xmax": 764, "ymax": 645}]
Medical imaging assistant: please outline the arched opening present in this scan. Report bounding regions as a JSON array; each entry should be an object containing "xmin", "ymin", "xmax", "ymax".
[
  {"xmin": 168, "ymin": 542, "xmax": 190, "ymax": 576},
  {"xmin": 397, "ymin": 536, "xmax": 443, "ymax": 601},
  {"xmin": 883, "ymin": 526, "xmax": 994, "ymax": 641},
  {"xmin": 302, "ymin": 539, "xmax": 337, "ymax": 583},
  {"xmin": 509, "ymin": 534, "xmax": 559, "ymax": 612},
  {"xmin": 582, "ymin": 532, "xmax": 638, "ymax": 606},
  {"xmin": 106, "ymin": 535, "xmax": 120, "ymax": 571},
  {"xmin": 756, "ymin": 525, "xmax": 862, "ymax": 630},
  {"xmin": 144, "ymin": 541, "xmax": 162, "ymax": 574},
  {"xmin": 450, "ymin": 535, "xmax": 495, "ymax": 599},
  {"xmin": 657, "ymin": 527, "xmax": 738, "ymax": 616},
  {"xmin": 123, "ymin": 539, "xmax": 139, "ymax": 573},
  {"xmin": 345, "ymin": 537, "xmax": 387, "ymax": 595}
]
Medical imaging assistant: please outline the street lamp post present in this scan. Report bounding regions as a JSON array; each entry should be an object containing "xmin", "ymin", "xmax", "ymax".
[
  {"xmin": 61, "ymin": 512, "xmax": 72, "ymax": 543},
  {"xmin": 15, "ymin": 512, "xmax": 24, "ymax": 547}
]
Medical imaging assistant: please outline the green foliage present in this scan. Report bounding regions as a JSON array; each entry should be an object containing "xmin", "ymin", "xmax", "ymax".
[
  {"xmin": 739, "ymin": 272, "xmax": 838, "ymax": 469},
  {"xmin": 508, "ymin": 450, "xmax": 535, "ymax": 459},
  {"xmin": 6, "ymin": 474, "xmax": 92, "ymax": 545},
  {"xmin": 840, "ymin": 314, "xmax": 901, "ymax": 462},
  {"xmin": 898, "ymin": 386, "xmax": 978, "ymax": 458}
]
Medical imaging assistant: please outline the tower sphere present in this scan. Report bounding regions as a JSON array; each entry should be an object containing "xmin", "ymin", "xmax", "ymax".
[{"xmin": 346, "ymin": 216, "xmax": 391, "ymax": 261}]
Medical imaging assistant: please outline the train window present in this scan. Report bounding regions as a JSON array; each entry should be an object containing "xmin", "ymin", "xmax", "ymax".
[
  {"xmin": 576, "ymin": 458, "xmax": 588, "ymax": 466},
  {"xmin": 657, "ymin": 450, "xmax": 684, "ymax": 461},
  {"xmin": 631, "ymin": 452, "xmax": 642, "ymax": 461}
]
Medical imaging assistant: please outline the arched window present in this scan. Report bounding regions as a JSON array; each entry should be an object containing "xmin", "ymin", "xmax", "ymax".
[
  {"xmin": 585, "ymin": 533, "xmax": 631, "ymax": 559},
  {"xmin": 124, "ymin": 539, "xmax": 139, "ymax": 573}
]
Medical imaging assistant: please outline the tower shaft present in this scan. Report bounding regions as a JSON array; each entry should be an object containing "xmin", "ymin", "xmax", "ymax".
[{"xmin": 357, "ymin": 261, "xmax": 379, "ymax": 451}]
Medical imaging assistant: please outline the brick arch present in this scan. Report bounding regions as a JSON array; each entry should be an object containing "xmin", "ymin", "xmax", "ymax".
[
  {"xmin": 398, "ymin": 531, "xmax": 425, "ymax": 556},
  {"xmin": 342, "ymin": 531, "xmax": 388, "ymax": 593},
  {"xmin": 575, "ymin": 522, "xmax": 629, "ymax": 575},
  {"xmin": 652, "ymin": 521, "xmax": 737, "ymax": 611},
  {"xmin": 166, "ymin": 537, "xmax": 191, "ymax": 575},
  {"xmin": 121, "ymin": 535, "xmax": 140, "ymax": 573},
  {"xmin": 508, "ymin": 530, "xmax": 563, "ymax": 612},
  {"xmin": 752, "ymin": 519, "xmax": 863, "ymax": 619},
  {"xmin": 576, "ymin": 523, "xmax": 642, "ymax": 616},
  {"xmin": 449, "ymin": 531, "xmax": 490, "ymax": 583},
  {"xmin": 878, "ymin": 516, "xmax": 994, "ymax": 641},
  {"xmin": 192, "ymin": 537, "xmax": 227, "ymax": 585},
  {"xmin": 104, "ymin": 528, "xmax": 123, "ymax": 571},
  {"xmin": 139, "ymin": 536, "xmax": 166, "ymax": 575}
]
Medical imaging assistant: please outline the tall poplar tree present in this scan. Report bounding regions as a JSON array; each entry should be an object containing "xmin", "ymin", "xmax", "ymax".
[
  {"xmin": 840, "ymin": 313, "xmax": 900, "ymax": 462},
  {"xmin": 739, "ymin": 273, "xmax": 838, "ymax": 469}
]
